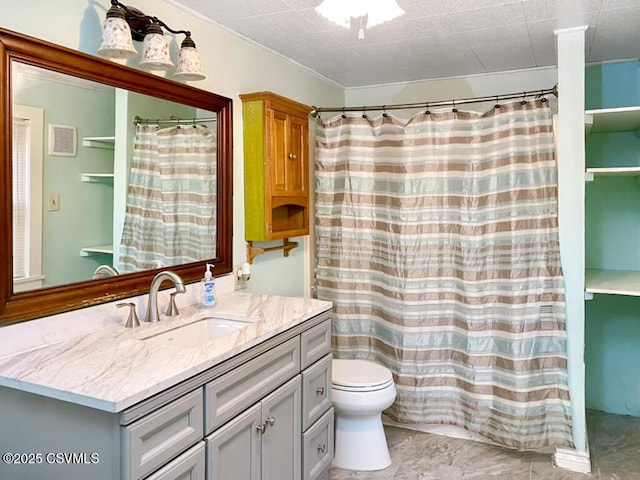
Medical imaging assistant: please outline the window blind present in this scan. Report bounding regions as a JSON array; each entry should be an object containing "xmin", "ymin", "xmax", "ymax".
[{"xmin": 12, "ymin": 117, "xmax": 30, "ymax": 279}]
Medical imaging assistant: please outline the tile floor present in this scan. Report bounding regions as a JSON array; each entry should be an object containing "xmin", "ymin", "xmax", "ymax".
[{"xmin": 329, "ymin": 410, "xmax": 640, "ymax": 480}]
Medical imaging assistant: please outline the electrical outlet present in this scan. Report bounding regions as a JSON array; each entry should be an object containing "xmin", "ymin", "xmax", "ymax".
[{"xmin": 48, "ymin": 193, "xmax": 60, "ymax": 211}]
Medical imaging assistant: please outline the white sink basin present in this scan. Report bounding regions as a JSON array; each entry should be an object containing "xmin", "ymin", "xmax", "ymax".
[{"xmin": 143, "ymin": 317, "xmax": 251, "ymax": 348}]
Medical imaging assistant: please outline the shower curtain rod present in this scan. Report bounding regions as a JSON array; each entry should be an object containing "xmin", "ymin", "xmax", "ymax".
[
  {"xmin": 311, "ymin": 84, "xmax": 558, "ymax": 116},
  {"xmin": 133, "ymin": 115, "xmax": 217, "ymax": 125}
]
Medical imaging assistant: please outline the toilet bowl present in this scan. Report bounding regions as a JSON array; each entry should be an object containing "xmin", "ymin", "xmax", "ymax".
[{"xmin": 331, "ymin": 359, "xmax": 397, "ymax": 471}]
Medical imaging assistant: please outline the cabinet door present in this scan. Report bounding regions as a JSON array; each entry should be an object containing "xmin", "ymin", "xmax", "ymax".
[
  {"xmin": 261, "ymin": 376, "xmax": 302, "ymax": 480},
  {"xmin": 270, "ymin": 109, "xmax": 307, "ymax": 198},
  {"xmin": 206, "ymin": 403, "xmax": 261, "ymax": 480}
]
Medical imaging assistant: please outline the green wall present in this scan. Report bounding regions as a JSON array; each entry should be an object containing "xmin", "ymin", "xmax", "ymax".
[{"xmin": 585, "ymin": 60, "xmax": 640, "ymax": 416}]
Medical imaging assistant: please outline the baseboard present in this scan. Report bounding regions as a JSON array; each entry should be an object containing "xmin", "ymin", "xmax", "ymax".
[{"xmin": 553, "ymin": 447, "xmax": 591, "ymax": 474}]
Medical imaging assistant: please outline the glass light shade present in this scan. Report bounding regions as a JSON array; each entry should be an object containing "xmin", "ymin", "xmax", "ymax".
[
  {"xmin": 139, "ymin": 28, "xmax": 174, "ymax": 70},
  {"xmin": 97, "ymin": 10, "xmax": 138, "ymax": 59},
  {"xmin": 315, "ymin": 0, "xmax": 404, "ymax": 29},
  {"xmin": 174, "ymin": 36, "xmax": 205, "ymax": 81}
]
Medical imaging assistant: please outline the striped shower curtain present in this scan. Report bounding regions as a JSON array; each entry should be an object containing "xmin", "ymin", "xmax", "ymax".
[
  {"xmin": 119, "ymin": 124, "xmax": 217, "ymax": 272},
  {"xmin": 314, "ymin": 100, "xmax": 573, "ymax": 450}
]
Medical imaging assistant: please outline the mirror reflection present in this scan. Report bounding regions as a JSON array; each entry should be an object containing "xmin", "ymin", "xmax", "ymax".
[{"xmin": 12, "ymin": 63, "xmax": 218, "ymax": 293}]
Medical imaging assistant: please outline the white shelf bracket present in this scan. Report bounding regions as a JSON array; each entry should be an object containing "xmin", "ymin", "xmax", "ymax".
[
  {"xmin": 584, "ymin": 291, "xmax": 594, "ymax": 301},
  {"xmin": 584, "ymin": 171, "xmax": 594, "ymax": 182}
]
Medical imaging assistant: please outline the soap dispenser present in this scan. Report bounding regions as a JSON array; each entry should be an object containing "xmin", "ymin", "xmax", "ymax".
[{"xmin": 202, "ymin": 263, "xmax": 216, "ymax": 307}]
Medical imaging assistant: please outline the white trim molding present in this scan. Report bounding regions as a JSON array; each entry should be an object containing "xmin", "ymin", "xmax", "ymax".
[{"xmin": 554, "ymin": 447, "xmax": 592, "ymax": 474}]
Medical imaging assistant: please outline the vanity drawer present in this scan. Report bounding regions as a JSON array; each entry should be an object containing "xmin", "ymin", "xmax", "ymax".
[
  {"xmin": 122, "ymin": 389, "xmax": 203, "ymax": 480},
  {"xmin": 300, "ymin": 320, "xmax": 331, "ymax": 370},
  {"xmin": 144, "ymin": 442, "xmax": 205, "ymax": 480},
  {"xmin": 302, "ymin": 407, "xmax": 334, "ymax": 480},
  {"xmin": 204, "ymin": 336, "xmax": 300, "ymax": 433},
  {"xmin": 301, "ymin": 353, "xmax": 332, "ymax": 431}
]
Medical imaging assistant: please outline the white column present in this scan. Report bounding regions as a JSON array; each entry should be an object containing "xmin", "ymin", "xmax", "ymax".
[{"xmin": 554, "ymin": 26, "xmax": 590, "ymax": 474}]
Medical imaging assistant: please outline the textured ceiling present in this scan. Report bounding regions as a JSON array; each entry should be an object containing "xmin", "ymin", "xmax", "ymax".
[{"xmin": 168, "ymin": 0, "xmax": 640, "ymax": 88}]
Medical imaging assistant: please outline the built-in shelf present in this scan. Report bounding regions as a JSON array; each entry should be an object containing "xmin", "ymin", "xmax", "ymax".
[
  {"xmin": 584, "ymin": 106, "xmax": 640, "ymax": 134},
  {"xmin": 82, "ymin": 136, "xmax": 115, "ymax": 149},
  {"xmin": 80, "ymin": 245, "xmax": 113, "ymax": 257},
  {"xmin": 585, "ymin": 269, "xmax": 640, "ymax": 296},
  {"xmin": 81, "ymin": 173, "xmax": 114, "ymax": 182}
]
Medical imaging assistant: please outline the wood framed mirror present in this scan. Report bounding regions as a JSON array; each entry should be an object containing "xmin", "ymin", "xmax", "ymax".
[{"xmin": 0, "ymin": 28, "xmax": 233, "ymax": 326}]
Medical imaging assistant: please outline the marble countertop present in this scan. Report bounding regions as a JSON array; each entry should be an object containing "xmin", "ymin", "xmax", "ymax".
[{"xmin": 0, "ymin": 289, "xmax": 332, "ymax": 413}]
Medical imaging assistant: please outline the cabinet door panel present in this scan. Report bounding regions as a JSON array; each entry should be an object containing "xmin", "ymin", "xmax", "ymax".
[
  {"xmin": 204, "ymin": 337, "xmax": 300, "ymax": 433},
  {"xmin": 302, "ymin": 354, "xmax": 332, "ymax": 431},
  {"xmin": 300, "ymin": 320, "xmax": 331, "ymax": 370},
  {"xmin": 122, "ymin": 389, "xmax": 203, "ymax": 480},
  {"xmin": 286, "ymin": 115, "xmax": 307, "ymax": 196},
  {"xmin": 262, "ymin": 376, "xmax": 302, "ymax": 480},
  {"xmin": 271, "ymin": 109, "xmax": 288, "ymax": 195},
  {"xmin": 206, "ymin": 403, "xmax": 261, "ymax": 480},
  {"xmin": 302, "ymin": 408, "xmax": 334, "ymax": 480},
  {"xmin": 145, "ymin": 442, "xmax": 205, "ymax": 480}
]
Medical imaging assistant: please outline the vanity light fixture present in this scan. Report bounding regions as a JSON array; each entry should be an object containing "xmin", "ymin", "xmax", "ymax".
[
  {"xmin": 314, "ymin": 0, "xmax": 405, "ymax": 39},
  {"xmin": 98, "ymin": 0, "xmax": 205, "ymax": 80}
]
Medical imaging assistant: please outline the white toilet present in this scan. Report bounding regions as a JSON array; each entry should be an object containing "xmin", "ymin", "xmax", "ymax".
[{"xmin": 331, "ymin": 359, "xmax": 397, "ymax": 471}]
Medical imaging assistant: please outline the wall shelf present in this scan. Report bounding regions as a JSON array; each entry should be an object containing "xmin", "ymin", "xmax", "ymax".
[
  {"xmin": 585, "ymin": 269, "xmax": 640, "ymax": 297},
  {"xmin": 80, "ymin": 244, "xmax": 113, "ymax": 257},
  {"xmin": 584, "ymin": 106, "xmax": 640, "ymax": 134}
]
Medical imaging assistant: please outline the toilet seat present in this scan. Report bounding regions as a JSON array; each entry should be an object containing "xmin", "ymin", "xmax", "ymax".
[{"xmin": 332, "ymin": 359, "xmax": 394, "ymax": 391}]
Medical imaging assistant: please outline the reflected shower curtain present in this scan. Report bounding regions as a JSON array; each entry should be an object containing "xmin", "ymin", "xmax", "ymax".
[
  {"xmin": 315, "ymin": 100, "xmax": 573, "ymax": 450},
  {"xmin": 119, "ymin": 124, "xmax": 217, "ymax": 272}
]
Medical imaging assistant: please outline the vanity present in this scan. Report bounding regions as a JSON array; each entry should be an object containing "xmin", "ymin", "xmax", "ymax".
[{"xmin": 0, "ymin": 288, "xmax": 334, "ymax": 480}]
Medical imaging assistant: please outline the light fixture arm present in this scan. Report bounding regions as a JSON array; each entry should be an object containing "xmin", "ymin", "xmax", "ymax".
[{"xmin": 109, "ymin": 0, "xmax": 192, "ymax": 41}]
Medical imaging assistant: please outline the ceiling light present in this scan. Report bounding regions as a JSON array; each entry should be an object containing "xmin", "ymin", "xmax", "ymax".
[
  {"xmin": 98, "ymin": 0, "xmax": 205, "ymax": 80},
  {"xmin": 315, "ymin": 0, "xmax": 405, "ymax": 39}
]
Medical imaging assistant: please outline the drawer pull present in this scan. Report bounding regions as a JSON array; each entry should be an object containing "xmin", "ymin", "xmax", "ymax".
[
  {"xmin": 317, "ymin": 444, "xmax": 326, "ymax": 453},
  {"xmin": 316, "ymin": 386, "xmax": 325, "ymax": 396}
]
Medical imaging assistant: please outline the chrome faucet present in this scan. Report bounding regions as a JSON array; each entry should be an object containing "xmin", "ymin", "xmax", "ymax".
[
  {"xmin": 92, "ymin": 264, "xmax": 119, "ymax": 279},
  {"xmin": 145, "ymin": 271, "xmax": 186, "ymax": 323}
]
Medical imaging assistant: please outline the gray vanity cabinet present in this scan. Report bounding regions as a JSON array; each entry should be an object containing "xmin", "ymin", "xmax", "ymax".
[
  {"xmin": 0, "ymin": 311, "xmax": 333, "ymax": 480},
  {"xmin": 206, "ymin": 376, "xmax": 301, "ymax": 480}
]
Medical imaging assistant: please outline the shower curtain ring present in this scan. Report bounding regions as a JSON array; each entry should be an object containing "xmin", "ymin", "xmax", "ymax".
[
  {"xmin": 495, "ymin": 95, "xmax": 501, "ymax": 109},
  {"xmin": 452, "ymin": 100, "xmax": 458, "ymax": 113},
  {"xmin": 425, "ymin": 102, "xmax": 430, "ymax": 115},
  {"xmin": 521, "ymin": 92, "xmax": 527, "ymax": 105},
  {"xmin": 341, "ymin": 107, "xmax": 346, "ymax": 119},
  {"xmin": 382, "ymin": 105, "xmax": 388, "ymax": 117},
  {"xmin": 362, "ymin": 107, "xmax": 367, "ymax": 119}
]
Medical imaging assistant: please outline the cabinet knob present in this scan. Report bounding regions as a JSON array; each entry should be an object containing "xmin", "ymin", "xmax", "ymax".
[
  {"xmin": 265, "ymin": 416, "xmax": 276, "ymax": 427},
  {"xmin": 288, "ymin": 153, "xmax": 297, "ymax": 160},
  {"xmin": 316, "ymin": 386, "xmax": 325, "ymax": 396},
  {"xmin": 256, "ymin": 423, "xmax": 266, "ymax": 434},
  {"xmin": 317, "ymin": 444, "xmax": 326, "ymax": 453}
]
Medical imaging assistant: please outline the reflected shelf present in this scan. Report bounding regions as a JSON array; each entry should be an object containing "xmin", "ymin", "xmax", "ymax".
[
  {"xmin": 80, "ymin": 245, "xmax": 113, "ymax": 257},
  {"xmin": 81, "ymin": 173, "xmax": 114, "ymax": 182},
  {"xmin": 82, "ymin": 136, "xmax": 115, "ymax": 149}
]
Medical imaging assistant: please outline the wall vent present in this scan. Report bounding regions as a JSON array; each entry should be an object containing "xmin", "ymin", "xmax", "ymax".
[{"xmin": 48, "ymin": 123, "xmax": 77, "ymax": 156}]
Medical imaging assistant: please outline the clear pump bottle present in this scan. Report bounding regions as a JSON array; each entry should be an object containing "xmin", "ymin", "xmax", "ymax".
[{"xmin": 202, "ymin": 263, "xmax": 216, "ymax": 307}]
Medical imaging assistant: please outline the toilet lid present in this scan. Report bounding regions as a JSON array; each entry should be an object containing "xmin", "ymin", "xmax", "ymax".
[{"xmin": 332, "ymin": 359, "xmax": 393, "ymax": 389}]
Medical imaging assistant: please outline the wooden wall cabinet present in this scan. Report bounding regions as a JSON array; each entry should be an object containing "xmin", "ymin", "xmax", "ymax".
[{"xmin": 241, "ymin": 92, "xmax": 312, "ymax": 243}]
